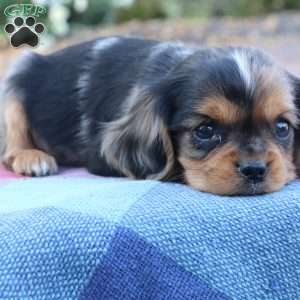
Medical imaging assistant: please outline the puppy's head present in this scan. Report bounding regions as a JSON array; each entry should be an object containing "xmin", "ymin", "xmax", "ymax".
[
  {"xmin": 101, "ymin": 47, "xmax": 300, "ymax": 195},
  {"xmin": 171, "ymin": 47, "xmax": 300, "ymax": 195}
]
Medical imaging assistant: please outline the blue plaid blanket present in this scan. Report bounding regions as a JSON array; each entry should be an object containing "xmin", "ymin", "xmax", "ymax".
[{"xmin": 0, "ymin": 168, "xmax": 299, "ymax": 299}]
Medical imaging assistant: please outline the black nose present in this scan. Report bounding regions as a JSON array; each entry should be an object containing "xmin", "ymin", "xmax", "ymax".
[{"xmin": 238, "ymin": 160, "xmax": 266, "ymax": 183}]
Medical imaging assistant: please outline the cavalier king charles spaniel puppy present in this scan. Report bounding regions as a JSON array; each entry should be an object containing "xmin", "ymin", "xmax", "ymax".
[{"xmin": 1, "ymin": 37, "xmax": 300, "ymax": 195}]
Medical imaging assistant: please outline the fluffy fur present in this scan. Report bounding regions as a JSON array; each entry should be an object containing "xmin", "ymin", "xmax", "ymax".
[{"xmin": 1, "ymin": 36, "xmax": 300, "ymax": 195}]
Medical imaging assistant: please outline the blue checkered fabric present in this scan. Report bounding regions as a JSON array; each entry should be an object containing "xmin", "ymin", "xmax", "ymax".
[{"xmin": 0, "ymin": 176, "xmax": 299, "ymax": 299}]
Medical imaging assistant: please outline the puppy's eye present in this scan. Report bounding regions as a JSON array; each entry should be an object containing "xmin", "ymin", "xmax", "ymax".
[
  {"xmin": 275, "ymin": 119, "xmax": 290, "ymax": 139},
  {"xmin": 194, "ymin": 124, "xmax": 215, "ymax": 140},
  {"xmin": 192, "ymin": 122, "xmax": 222, "ymax": 150}
]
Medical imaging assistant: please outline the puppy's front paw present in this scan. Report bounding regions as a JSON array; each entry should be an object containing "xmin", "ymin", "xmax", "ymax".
[{"xmin": 3, "ymin": 149, "xmax": 58, "ymax": 176}]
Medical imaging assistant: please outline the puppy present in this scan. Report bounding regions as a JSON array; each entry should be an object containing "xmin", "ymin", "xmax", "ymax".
[{"xmin": 1, "ymin": 36, "xmax": 300, "ymax": 195}]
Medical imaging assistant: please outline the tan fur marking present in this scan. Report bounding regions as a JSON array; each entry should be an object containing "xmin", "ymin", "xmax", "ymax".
[
  {"xmin": 4, "ymin": 95, "xmax": 32, "ymax": 152},
  {"xmin": 254, "ymin": 68, "xmax": 297, "ymax": 125},
  {"xmin": 5, "ymin": 149, "xmax": 58, "ymax": 176},
  {"xmin": 179, "ymin": 140, "xmax": 295, "ymax": 195},
  {"xmin": 3, "ymin": 96, "xmax": 57, "ymax": 176},
  {"xmin": 264, "ymin": 142, "xmax": 296, "ymax": 193},
  {"xmin": 197, "ymin": 96, "xmax": 244, "ymax": 124},
  {"xmin": 254, "ymin": 92, "xmax": 296, "ymax": 125},
  {"xmin": 179, "ymin": 143, "xmax": 241, "ymax": 195}
]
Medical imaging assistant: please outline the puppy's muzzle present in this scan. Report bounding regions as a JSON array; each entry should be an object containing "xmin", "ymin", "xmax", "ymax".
[{"xmin": 238, "ymin": 160, "xmax": 267, "ymax": 183}]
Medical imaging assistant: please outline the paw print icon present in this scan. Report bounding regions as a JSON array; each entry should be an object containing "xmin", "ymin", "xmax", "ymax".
[{"xmin": 5, "ymin": 16, "xmax": 45, "ymax": 48}]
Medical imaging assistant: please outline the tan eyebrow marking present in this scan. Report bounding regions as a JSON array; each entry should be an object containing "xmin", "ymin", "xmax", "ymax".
[
  {"xmin": 196, "ymin": 96, "xmax": 245, "ymax": 124},
  {"xmin": 253, "ymin": 67, "xmax": 297, "ymax": 126},
  {"xmin": 254, "ymin": 94, "xmax": 297, "ymax": 125}
]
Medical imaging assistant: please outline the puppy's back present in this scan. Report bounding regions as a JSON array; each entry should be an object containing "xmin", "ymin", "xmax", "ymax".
[{"xmin": 0, "ymin": 37, "xmax": 194, "ymax": 167}]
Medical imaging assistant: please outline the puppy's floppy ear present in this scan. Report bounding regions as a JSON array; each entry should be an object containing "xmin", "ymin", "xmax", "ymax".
[
  {"xmin": 289, "ymin": 73, "xmax": 300, "ymax": 108},
  {"xmin": 100, "ymin": 85, "xmax": 175, "ymax": 180},
  {"xmin": 288, "ymin": 73, "xmax": 300, "ymax": 173}
]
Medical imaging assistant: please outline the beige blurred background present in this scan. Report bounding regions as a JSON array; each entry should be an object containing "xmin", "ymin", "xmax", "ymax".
[{"xmin": 1, "ymin": 0, "xmax": 300, "ymax": 78}]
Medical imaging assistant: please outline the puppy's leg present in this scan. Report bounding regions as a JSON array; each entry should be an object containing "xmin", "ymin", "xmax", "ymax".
[{"xmin": 2, "ymin": 95, "xmax": 58, "ymax": 176}]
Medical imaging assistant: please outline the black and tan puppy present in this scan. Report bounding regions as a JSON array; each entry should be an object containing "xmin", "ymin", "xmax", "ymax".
[{"xmin": 1, "ymin": 37, "xmax": 300, "ymax": 195}]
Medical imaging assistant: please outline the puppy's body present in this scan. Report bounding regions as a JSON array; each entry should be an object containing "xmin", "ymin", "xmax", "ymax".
[
  {"xmin": 1, "ymin": 36, "xmax": 300, "ymax": 195},
  {"xmin": 3, "ymin": 37, "xmax": 189, "ymax": 174}
]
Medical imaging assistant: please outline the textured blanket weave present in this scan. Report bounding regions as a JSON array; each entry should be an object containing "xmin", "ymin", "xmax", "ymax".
[{"xmin": 0, "ymin": 166, "xmax": 299, "ymax": 299}]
